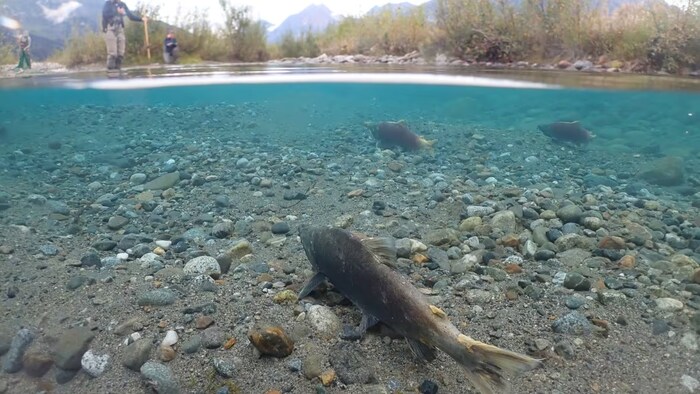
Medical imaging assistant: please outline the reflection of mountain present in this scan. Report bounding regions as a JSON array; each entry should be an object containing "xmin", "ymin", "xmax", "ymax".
[
  {"xmin": 267, "ymin": 4, "xmax": 337, "ymax": 44},
  {"xmin": 1, "ymin": 0, "xmax": 103, "ymax": 59}
]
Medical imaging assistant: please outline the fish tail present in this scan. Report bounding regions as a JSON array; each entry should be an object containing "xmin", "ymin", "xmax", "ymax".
[{"xmin": 440, "ymin": 333, "xmax": 541, "ymax": 394}]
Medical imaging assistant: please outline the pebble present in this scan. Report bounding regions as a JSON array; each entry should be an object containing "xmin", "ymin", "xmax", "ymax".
[
  {"xmin": 123, "ymin": 340, "xmax": 153, "ymax": 371},
  {"xmin": 183, "ymin": 256, "xmax": 221, "ymax": 279},
  {"xmin": 202, "ymin": 327, "xmax": 225, "ymax": 349},
  {"xmin": 306, "ymin": 305, "xmax": 342, "ymax": 337},
  {"xmin": 2, "ymin": 328, "xmax": 34, "ymax": 373},
  {"xmin": 552, "ymin": 312, "xmax": 594, "ymax": 335},
  {"xmin": 565, "ymin": 296, "xmax": 586, "ymax": 309},
  {"xmin": 196, "ymin": 316, "xmax": 215, "ymax": 329},
  {"xmin": 23, "ymin": 351, "xmax": 53, "ymax": 377},
  {"xmin": 329, "ymin": 342, "xmax": 375, "ymax": 384},
  {"xmin": 248, "ymin": 326, "xmax": 294, "ymax": 358},
  {"xmin": 162, "ymin": 330, "xmax": 178, "ymax": 347},
  {"xmin": 81, "ymin": 350, "xmax": 110, "ymax": 377},
  {"xmin": 213, "ymin": 358, "xmax": 236, "ymax": 378},
  {"xmin": 143, "ymin": 172, "xmax": 180, "ymax": 191},
  {"xmin": 107, "ymin": 215, "xmax": 129, "ymax": 230},
  {"xmin": 563, "ymin": 272, "xmax": 592, "ymax": 291},
  {"xmin": 655, "ymin": 298, "xmax": 684, "ymax": 312},
  {"xmin": 53, "ymin": 327, "xmax": 95, "ymax": 370},
  {"xmin": 140, "ymin": 361, "xmax": 180, "ymax": 394},
  {"xmin": 682, "ymin": 375, "xmax": 700, "ymax": 393},
  {"xmin": 419, "ymin": 379, "xmax": 439, "ymax": 394},
  {"xmin": 160, "ymin": 345, "xmax": 176, "ymax": 362},
  {"xmin": 39, "ymin": 244, "xmax": 59, "ymax": 256},
  {"xmin": 130, "ymin": 173, "xmax": 147, "ymax": 184},
  {"xmin": 138, "ymin": 289, "xmax": 177, "ymax": 306},
  {"xmin": 182, "ymin": 336, "xmax": 202, "ymax": 354},
  {"xmin": 271, "ymin": 222, "xmax": 291, "ymax": 234}
]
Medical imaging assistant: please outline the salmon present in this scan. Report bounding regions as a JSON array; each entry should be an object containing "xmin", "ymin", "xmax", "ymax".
[{"xmin": 298, "ymin": 225, "xmax": 541, "ymax": 394}]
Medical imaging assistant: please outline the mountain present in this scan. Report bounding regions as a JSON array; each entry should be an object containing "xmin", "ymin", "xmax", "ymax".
[
  {"xmin": 0, "ymin": 0, "xmax": 103, "ymax": 59},
  {"xmin": 367, "ymin": 2, "xmax": 418, "ymax": 16},
  {"xmin": 267, "ymin": 4, "xmax": 337, "ymax": 43}
]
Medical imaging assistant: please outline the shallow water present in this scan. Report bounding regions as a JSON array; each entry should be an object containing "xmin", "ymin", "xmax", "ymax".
[
  {"xmin": 2, "ymin": 66, "xmax": 699, "ymax": 158},
  {"xmin": 0, "ymin": 66, "xmax": 699, "ymax": 394}
]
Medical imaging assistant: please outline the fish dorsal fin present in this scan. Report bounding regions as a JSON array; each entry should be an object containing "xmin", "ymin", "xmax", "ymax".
[{"xmin": 360, "ymin": 236, "xmax": 397, "ymax": 268}]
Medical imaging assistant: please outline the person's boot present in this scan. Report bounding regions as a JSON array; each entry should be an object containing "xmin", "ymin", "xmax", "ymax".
[
  {"xmin": 115, "ymin": 56, "xmax": 123, "ymax": 70},
  {"xmin": 107, "ymin": 55, "xmax": 116, "ymax": 70}
]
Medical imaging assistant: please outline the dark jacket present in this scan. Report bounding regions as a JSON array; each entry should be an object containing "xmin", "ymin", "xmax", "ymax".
[
  {"xmin": 164, "ymin": 37, "xmax": 178, "ymax": 54},
  {"xmin": 102, "ymin": 0, "xmax": 142, "ymax": 31}
]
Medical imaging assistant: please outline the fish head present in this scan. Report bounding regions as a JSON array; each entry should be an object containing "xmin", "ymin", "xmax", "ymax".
[
  {"xmin": 363, "ymin": 122, "xmax": 379, "ymax": 139},
  {"xmin": 537, "ymin": 124, "xmax": 552, "ymax": 136}
]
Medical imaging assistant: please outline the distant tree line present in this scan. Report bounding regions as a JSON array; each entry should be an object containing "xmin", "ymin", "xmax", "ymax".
[{"xmin": 48, "ymin": 0, "xmax": 700, "ymax": 73}]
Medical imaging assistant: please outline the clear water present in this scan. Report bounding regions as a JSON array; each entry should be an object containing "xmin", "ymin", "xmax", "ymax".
[
  {"xmin": 1, "ymin": 66, "xmax": 699, "ymax": 393},
  {"xmin": 1, "ymin": 67, "xmax": 699, "ymax": 158}
]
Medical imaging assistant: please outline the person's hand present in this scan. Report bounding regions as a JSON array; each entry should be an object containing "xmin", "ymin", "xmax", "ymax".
[
  {"xmin": 142, "ymin": 16, "xmax": 148, "ymax": 22},
  {"xmin": 117, "ymin": 7, "xmax": 125, "ymax": 15}
]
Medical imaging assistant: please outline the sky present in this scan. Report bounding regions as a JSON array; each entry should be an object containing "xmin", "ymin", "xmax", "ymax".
[{"xmin": 151, "ymin": 0, "xmax": 430, "ymax": 28}]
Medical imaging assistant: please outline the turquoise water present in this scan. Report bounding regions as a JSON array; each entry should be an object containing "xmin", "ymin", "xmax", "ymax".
[
  {"xmin": 0, "ymin": 68, "xmax": 699, "ymax": 393},
  {"xmin": 1, "ymin": 71, "xmax": 699, "ymax": 158}
]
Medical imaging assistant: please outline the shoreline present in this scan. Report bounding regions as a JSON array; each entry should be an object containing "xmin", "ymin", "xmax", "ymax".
[{"xmin": 2, "ymin": 52, "xmax": 700, "ymax": 81}]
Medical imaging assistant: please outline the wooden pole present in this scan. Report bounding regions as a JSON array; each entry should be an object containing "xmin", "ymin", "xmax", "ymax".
[{"xmin": 144, "ymin": 18, "xmax": 151, "ymax": 60}]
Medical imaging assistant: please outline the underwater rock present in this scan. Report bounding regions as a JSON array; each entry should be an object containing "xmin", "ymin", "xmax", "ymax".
[
  {"xmin": 638, "ymin": 156, "xmax": 685, "ymax": 186},
  {"xmin": 248, "ymin": 326, "xmax": 294, "ymax": 358},
  {"xmin": 143, "ymin": 172, "xmax": 181, "ymax": 190}
]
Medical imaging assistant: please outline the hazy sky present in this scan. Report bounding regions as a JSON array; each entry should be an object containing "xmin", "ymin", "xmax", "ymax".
[{"xmin": 151, "ymin": 0, "xmax": 430, "ymax": 27}]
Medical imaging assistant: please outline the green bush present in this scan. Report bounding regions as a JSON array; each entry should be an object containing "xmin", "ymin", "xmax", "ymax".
[
  {"xmin": 0, "ymin": 44, "xmax": 15, "ymax": 65},
  {"xmin": 278, "ymin": 30, "xmax": 320, "ymax": 58},
  {"xmin": 52, "ymin": 29, "xmax": 106, "ymax": 67},
  {"xmin": 219, "ymin": 1, "xmax": 268, "ymax": 62}
]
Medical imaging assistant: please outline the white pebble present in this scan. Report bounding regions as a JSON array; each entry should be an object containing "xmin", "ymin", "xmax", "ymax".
[
  {"xmin": 155, "ymin": 240, "xmax": 172, "ymax": 249},
  {"xmin": 682, "ymin": 375, "xmax": 699, "ymax": 392},
  {"xmin": 161, "ymin": 330, "xmax": 178, "ymax": 347},
  {"xmin": 655, "ymin": 297, "xmax": 684, "ymax": 312},
  {"xmin": 81, "ymin": 350, "xmax": 110, "ymax": 377},
  {"xmin": 116, "ymin": 253, "xmax": 129, "ymax": 260}
]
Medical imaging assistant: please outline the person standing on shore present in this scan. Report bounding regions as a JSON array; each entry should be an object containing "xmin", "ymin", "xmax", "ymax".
[
  {"xmin": 163, "ymin": 31, "xmax": 179, "ymax": 64},
  {"xmin": 102, "ymin": 0, "xmax": 147, "ymax": 70},
  {"xmin": 14, "ymin": 30, "xmax": 31, "ymax": 72}
]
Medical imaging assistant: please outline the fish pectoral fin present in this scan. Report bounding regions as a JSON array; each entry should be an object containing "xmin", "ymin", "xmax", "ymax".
[
  {"xmin": 360, "ymin": 312, "xmax": 381, "ymax": 332},
  {"xmin": 406, "ymin": 338, "xmax": 437, "ymax": 363},
  {"xmin": 360, "ymin": 237, "xmax": 397, "ymax": 268},
  {"xmin": 298, "ymin": 272, "xmax": 327, "ymax": 299},
  {"xmin": 342, "ymin": 312, "xmax": 381, "ymax": 340}
]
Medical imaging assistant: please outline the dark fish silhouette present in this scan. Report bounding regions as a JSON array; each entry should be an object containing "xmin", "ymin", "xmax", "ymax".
[
  {"xmin": 364, "ymin": 121, "xmax": 434, "ymax": 151},
  {"xmin": 298, "ymin": 225, "xmax": 541, "ymax": 394},
  {"xmin": 538, "ymin": 121, "xmax": 594, "ymax": 144}
]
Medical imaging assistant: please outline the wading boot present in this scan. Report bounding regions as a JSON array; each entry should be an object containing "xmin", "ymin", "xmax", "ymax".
[
  {"xmin": 115, "ymin": 56, "xmax": 123, "ymax": 70},
  {"xmin": 106, "ymin": 55, "xmax": 116, "ymax": 70}
]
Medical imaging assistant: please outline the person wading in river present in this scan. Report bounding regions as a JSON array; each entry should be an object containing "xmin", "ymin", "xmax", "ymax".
[{"xmin": 102, "ymin": 0, "xmax": 147, "ymax": 70}]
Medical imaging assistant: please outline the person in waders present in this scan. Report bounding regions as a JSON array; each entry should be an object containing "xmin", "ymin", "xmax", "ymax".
[
  {"xmin": 102, "ymin": 0, "xmax": 146, "ymax": 70},
  {"xmin": 14, "ymin": 30, "xmax": 31, "ymax": 72},
  {"xmin": 163, "ymin": 31, "xmax": 179, "ymax": 64}
]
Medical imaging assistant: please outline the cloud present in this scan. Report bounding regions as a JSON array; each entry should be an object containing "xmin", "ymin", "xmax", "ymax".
[{"xmin": 39, "ymin": 1, "xmax": 83, "ymax": 24}]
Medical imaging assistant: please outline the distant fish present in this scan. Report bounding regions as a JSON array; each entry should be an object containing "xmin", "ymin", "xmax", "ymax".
[
  {"xmin": 298, "ymin": 225, "xmax": 541, "ymax": 394},
  {"xmin": 538, "ymin": 121, "xmax": 594, "ymax": 144},
  {"xmin": 364, "ymin": 121, "xmax": 434, "ymax": 152}
]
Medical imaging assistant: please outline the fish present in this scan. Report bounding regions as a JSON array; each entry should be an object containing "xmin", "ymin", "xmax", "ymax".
[
  {"xmin": 298, "ymin": 225, "xmax": 541, "ymax": 394},
  {"xmin": 537, "ymin": 121, "xmax": 594, "ymax": 144},
  {"xmin": 364, "ymin": 121, "xmax": 434, "ymax": 152}
]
